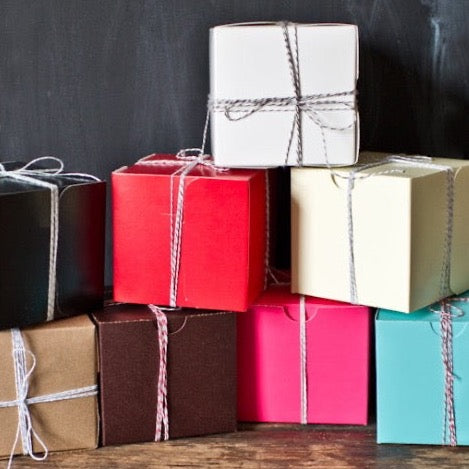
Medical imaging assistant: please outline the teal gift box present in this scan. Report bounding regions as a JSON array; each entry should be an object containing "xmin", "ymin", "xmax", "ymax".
[{"xmin": 376, "ymin": 296, "xmax": 469, "ymax": 445}]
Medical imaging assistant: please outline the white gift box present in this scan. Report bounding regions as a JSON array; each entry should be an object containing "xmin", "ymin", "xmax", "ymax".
[{"xmin": 209, "ymin": 22, "xmax": 359, "ymax": 168}]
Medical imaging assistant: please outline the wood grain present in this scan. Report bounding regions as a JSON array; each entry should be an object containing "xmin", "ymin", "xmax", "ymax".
[{"xmin": 10, "ymin": 424, "xmax": 469, "ymax": 468}]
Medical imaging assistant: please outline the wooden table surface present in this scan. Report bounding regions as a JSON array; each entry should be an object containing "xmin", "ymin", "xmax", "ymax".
[{"xmin": 10, "ymin": 423, "xmax": 469, "ymax": 469}]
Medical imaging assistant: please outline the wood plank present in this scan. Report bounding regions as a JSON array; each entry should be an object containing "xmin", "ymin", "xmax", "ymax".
[{"xmin": 10, "ymin": 424, "xmax": 469, "ymax": 468}]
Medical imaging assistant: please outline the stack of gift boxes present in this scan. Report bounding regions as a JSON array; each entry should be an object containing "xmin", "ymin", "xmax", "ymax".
[{"xmin": 1, "ymin": 21, "xmax": 469, "ymax": 466}]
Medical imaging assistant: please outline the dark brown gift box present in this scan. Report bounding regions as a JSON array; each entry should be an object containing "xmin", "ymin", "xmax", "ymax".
[{"xmin": 92, "ymin": 304, "xmax": 237, "ymax": 446}]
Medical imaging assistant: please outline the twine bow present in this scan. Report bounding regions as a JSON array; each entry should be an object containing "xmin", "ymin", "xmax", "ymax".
[
  {"xmin": 0, "ymin": 329, "xmax": 97, "ymax": 469},
  {"xmin": 333, "ymin": 155, "xmax": 455, "ymax": 305},
  {"xmin": 0, "ymin": 157, "xmax": 100, "ymax": 321},
  {"xmin": 209, "ymin": 21, "xmax": 357, "ymax": 166}
]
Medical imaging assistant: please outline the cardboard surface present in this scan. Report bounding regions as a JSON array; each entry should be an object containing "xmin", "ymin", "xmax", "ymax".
[
  {"xmin": 291, "ymin": 151, "xmax": 469, "ymax": 312},
  {"xmin": 0, "ymin": 167, "xmax": 106, "ymax": 329},
  {"xmin": 0, "ymin": 315, "xmax": 99, "ymax": 457},
  {"xmin": 112, "ymin": 154, "xmax": 267, "ymax": 311},
  {"xmin": 93, "ymin": 304, "xmax": 237, "ymax": 446},
  {"xmin": 237, "ymin": 284, "xmax": 370, "ymax": 424},
  {"xmin": 376, "ymin": 298, "xmax": 469, "ymax": 444},
  {"xmin": 210, "ymin": 22, "xmax": 359, "ymax": 167}
]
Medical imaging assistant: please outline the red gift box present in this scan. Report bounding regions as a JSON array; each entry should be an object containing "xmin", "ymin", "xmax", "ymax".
[{"xmin": 112, "ymin": 154, "xmax": 267, "ymax": 311}]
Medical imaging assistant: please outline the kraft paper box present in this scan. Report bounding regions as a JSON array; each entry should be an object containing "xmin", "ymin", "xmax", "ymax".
[
  {"xmin": 210, "ymin": 22, "xmax": 359, "ymax": 168},
  {"xmin": 112, "ymin": 154, "xmax": 267, "ymax": 311},
  {"xmin": 92, "ymin": 304, "xmax": 237, "ymax": 446},
  {"xmin": 0, "ymin": 315, "xmax": 98, "ymax": 458},
  {"xmin": 291, "ymin": 152, "xmax": 469, "ymax": 312},
  {"xmin": 0, "ymin": 162, "xmax": 106, "ymax": 330},
  {"xmin": 237, "ymin": 285, "xmax": 370, "ymax": 424},
  {"xmin": 376, "ymin": 299, "xmax": 469, "ymax": 444}
]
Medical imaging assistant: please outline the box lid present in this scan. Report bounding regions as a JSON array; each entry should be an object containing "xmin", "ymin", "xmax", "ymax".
[
  {"xmin": 114, "ymin": 154, "xmax": 262, "ymax": 181},
  {"xmin": 252, "ymin": 284, "xmax": 368, "ymax": 321},
  {"xmin": 308, "ymin": 152, "xmax": 469, "ymax": 181}
]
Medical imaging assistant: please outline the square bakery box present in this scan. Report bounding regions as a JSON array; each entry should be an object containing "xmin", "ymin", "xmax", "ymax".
[
  {"xmin": 0, "ymin": 315, "xmax": 98, "ymax": 459},
  {"xmin": 0, "ymin": 162, "xmax": 106, "ymax": 329},
  {"xmin": 92, "ymin": 304, "xmax": 237, "ymax": 446},
  {"xmin": 292, "ymin": 152, "xmax": 469, "ymax": 312},
  {"xmin": 237, "ymin": 284, "xmax": 370, "ymax": 424},
  {"xmin": 210, "ymin": 22, "xmax": 359, "ymax": 167},
  {"xmin": 112, "ymin": 154, "xmax": 267, "ymax": 311},
  {"xmin": 376, "ymin": 297, "xmax": 469, "ymax": 444}
]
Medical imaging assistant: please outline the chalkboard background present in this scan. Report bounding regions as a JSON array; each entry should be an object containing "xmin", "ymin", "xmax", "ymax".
[{"xmin": 1, "ymin": 0, "xmax": 468, "ymax": 283}]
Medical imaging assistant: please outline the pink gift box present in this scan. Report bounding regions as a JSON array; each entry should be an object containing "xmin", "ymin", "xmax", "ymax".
[{"xmin": 238, "ymin": 285, "xmax": 371, "ymax": 424}]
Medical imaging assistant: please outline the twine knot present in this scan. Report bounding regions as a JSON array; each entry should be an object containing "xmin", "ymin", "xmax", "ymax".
[{"xmin": 0, "ymin": 157, "xmax": 64, "ymax": 178}]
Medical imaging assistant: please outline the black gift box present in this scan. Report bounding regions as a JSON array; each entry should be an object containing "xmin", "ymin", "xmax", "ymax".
[{"xmin": 0, "ymin": 162, "xmax": 106, "ymax": 329}]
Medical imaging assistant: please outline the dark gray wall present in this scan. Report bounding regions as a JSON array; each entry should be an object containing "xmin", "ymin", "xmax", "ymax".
[{"xmin": 1, "ymin": 0, "xmax": 468, "ymax": 282}]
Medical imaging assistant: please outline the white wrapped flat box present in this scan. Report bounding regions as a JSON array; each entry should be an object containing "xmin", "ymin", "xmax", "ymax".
[{"xmin": 210, "ymin": 22, "xmax": 359, "ymax": 168}]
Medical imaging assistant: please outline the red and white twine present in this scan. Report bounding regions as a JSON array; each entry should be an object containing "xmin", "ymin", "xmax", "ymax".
[
  {"xmin": 137, "ymin": 148, "xmax": 226, "ymax": 307},
  {"xmin": 148, "ymin": 304, "xmax": 170, "ymax": 441},
  {"xmin": 432, "ymin": 297, "xmax": 469, "ymax": 446}
]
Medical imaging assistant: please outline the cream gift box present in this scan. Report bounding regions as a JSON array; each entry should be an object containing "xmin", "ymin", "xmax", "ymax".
[
  {"xmin": 209, "ymin": 22, "xmax": 359, "ymax": 168},
  {"xmin": 291, "ymin": 152, "xmax": 469, "ymax": 313}
]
